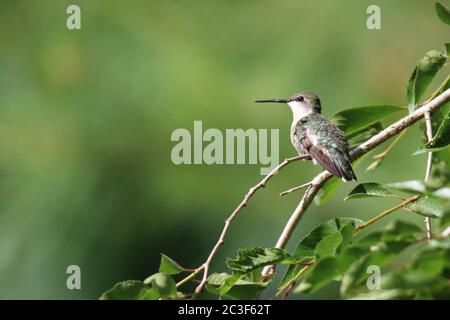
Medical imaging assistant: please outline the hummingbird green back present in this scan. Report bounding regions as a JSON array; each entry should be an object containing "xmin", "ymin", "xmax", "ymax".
[{"xmin": 295, "ymin": 113, "xmax": 356, "ymax": 181}]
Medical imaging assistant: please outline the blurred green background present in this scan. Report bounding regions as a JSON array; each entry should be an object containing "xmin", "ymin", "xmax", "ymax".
[{"xmin": 0, "ymin": 0, "xmax": 448, "ymax": 299}]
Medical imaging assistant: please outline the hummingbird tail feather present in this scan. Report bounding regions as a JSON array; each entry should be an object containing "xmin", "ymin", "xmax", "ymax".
[
  {"xmin": 336, "ymin": 155, "xmax": 357, "ymax": 182},
  {"xmin": 308, "ymin": 147, "xmax": 350, "ymax": 181},
  {"xmin": 309, "ymin": 147, "xmax": 357, "ymax": 182},
  {"xmin": 318, "ymin": 150, "xmax": 357, "ymax": 182}
]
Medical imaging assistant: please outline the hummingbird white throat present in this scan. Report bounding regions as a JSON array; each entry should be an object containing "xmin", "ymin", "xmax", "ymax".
[{"xmin": 255, "ymin": 92, "xmax": 357, "ymax": 182}]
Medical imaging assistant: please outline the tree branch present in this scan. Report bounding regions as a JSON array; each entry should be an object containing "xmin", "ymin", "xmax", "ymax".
[
  {"xmin": 423, "ymin": 111, "xmax": 434, "ymax": 241},
  {"xmin": 262, "ymin": 88, "xmax": 450, "ymax": 278},
  {"xmin": 189, "ymin": 155, "xmax": 310, "ymax": 295}
]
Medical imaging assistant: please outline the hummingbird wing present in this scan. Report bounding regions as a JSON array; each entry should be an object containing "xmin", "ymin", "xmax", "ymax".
[{"xmin": 296, "ymin": 114, "xmax": 357, "ymax": 182}]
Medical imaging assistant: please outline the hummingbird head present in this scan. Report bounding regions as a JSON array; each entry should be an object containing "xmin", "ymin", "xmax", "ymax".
[
  {"xmin": 255, "ymin": 91, "xmax": 321, "ymax": 119},
  {"xmin": 286, "ymin": 92, "xmax": 321, "ymax": 114}
]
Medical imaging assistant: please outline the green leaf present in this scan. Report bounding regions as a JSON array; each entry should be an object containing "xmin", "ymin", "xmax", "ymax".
[
  {"xmin": 426, "ymin": 110, "xmax": 450, "ymax": 148},
  {"xmin": 439, "ymin": 204, "xmax": 450, "ymax": 228},
  {"xmin": 294, "ymin": 256, "xmax": 341, "ymax": 294},
  {"xmin": 298, "ymin": 220, "xmax": 421, "ymax": 295},
  {"xmin": 428, "ymin": 100, "xmax": 450, "ymax": 187},
  {"xmin": 314, "ymin": 232, "xmax": 344, "ymax": 258},
  {"xmin": 332, "ymin": 105, "xmax": 403, "ymax": 136},
  {"xmin": 347, "ymin": 122, "xmax": 383, "ymax": 150},
  {"xmin": 341, "ymin": 250, "xmax": 395, "ymax": 295},
  {"xmin": 381, "ymin": 219, "xmax": 423, "ymax": 243},
  {"xmin": 338, "ymin": 220, "xmax": 358, "ymax": 251},
  {"xmin": 407, "ymin": 50, "xmax": 447, "ymax": 113},
  {"xmin": 432, "ymin": 187, "xmax": 450, "ymax": 199},
  {"xmin": 340, "ymin": 220, "xmax": 422, "ymax": 296},
  {"xmin": 207, "ymin": 272, "xmax": 234, "ymax": 287},
  {"xmin": 206, "ymin": 272, "xmax": 269, "ymax": 300},
  {"xmin": 413, "ymin": 150, "xmax": 450, "ymax": 190},
  {"xmin": 412, "ymin": 146, "xmax": 449, "ymax": 156},
  {"xmin": 159, "ymin": 254, "xmax": 187, "ymax": 275},
  {"xmin": 385, "ymin": 180, "xmax": 450, "ymax": 198},
  {"xmin": 431, "ymin": 240, "xmax": 450, "ymax": 252},
  {"xmin": 100, "ymin": 280, "xmax": 159, "ymax": 300},
  {"xmin": 436, "ymin": 2, "xmax": 450, "ymax": 26},
  {"xmin": 344, "ymin": 183, "xmax": 393, "ymax": 201},
  {"xmin": 296, "ymin": 246, "xmax": 366, "ymax": 294},
  {"xmin": 292, "ymin": 218, "xmax": 362, "ymax": 262},
  {"xmin": 416, "ymin": 60, "xmax": 450, "ymax": 186},
  {"xmin": 429, "ymin": 154, "xmax": 450, "ymax": 188},
  {"xmin": 406, "ymin": 196, "xmax": 446, "ymax": 217},
  {"xmin": 217, "ymin": 273, "xmax": 242, "ymax": 296},
  {"xmin": 280, "ymin": 218, "xmax": 362, "ymax": 288},
  {"xmin": 143, "ymin": 273, "xmax": 177, "ymax": 298},
  {"xmin": 226, "ymin": 247, "xmax": 294, "ymax": 273},
  {"xmin": 412, "ymin": 246, "xmax": 450, "ymax": 276},
  {"xmin": 341, "ymin": 220, "xmax": 423, "ymax": 295},
  {"xmin": 382, "ymin": 270, "xmax": 448, "ymax": 292},
  {"xmin": 407, "ymin": 142, "xmax": 450, "ymax": 187},
  {"xmin": 385, "ymin": 180, "xmax": 426, "ymax": 193},
  {"xmin": 314, "ymin": 220, "xmax": 357, "ymax": 258}
]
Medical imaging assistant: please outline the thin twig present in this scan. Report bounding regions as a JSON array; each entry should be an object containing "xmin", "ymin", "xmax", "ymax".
[
  {"xmin": 423, "ymin": 111, "xmax": 434, "ymax": 242},
  {"xmin": 262, "ymin": 88, "xmax": 450, "ymax": 278},
  {"xmin": 280, "ymin": 183, "xmax": 312, "ymax": 196},
  {"xmin": 176, "ymin": 266, "xmax": 204, "ymax": 288},
  {"xmin": 354, "ymin": 195, "xmax": 420, "ymax": 234},
  {"xmin": 275, "ymin": 260, "xmax": 315, "ymax": 297},
  {"xmin": 281, "ymin": 283, "xmax": 295, "ymax": 300},
  {"xmin": 189, "ymin": 155, "xmax": 310, "ymax": 294}
]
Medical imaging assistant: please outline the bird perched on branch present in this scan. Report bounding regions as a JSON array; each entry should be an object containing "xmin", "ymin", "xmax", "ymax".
[{"xmin": 255, "ymin": 92, "xmax": 357, "ymax": 182}]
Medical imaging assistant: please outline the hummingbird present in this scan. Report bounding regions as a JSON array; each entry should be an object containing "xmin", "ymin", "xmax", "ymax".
[{"xmin": 255, "ymin": 92, "xmax": 357, "ymax": 182}]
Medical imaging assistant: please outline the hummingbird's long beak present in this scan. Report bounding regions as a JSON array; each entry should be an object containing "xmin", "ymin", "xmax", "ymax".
[{"xmin": 254, "ymin": 98, "xmax": 288, "ymax": 103}]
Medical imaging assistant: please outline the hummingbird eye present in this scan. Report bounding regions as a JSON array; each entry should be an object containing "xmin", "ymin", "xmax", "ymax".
[{"xmin": 297, "ymin": 96, "xmax": 304, "ymax": 102}]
